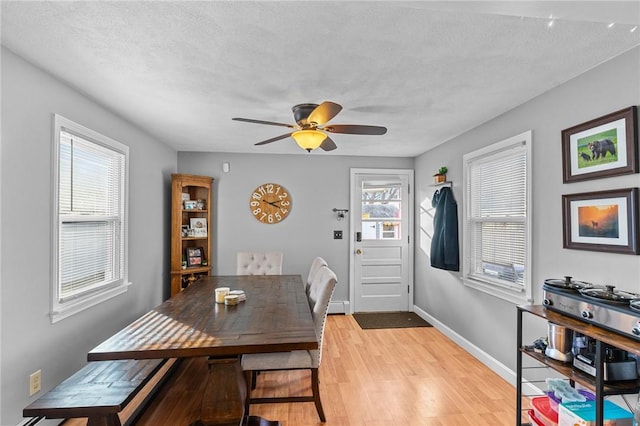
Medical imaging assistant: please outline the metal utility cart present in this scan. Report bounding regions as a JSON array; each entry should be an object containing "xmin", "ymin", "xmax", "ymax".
[{"xmin": 516, "ymin": 305, "xmax": 640, "ymax": 426}]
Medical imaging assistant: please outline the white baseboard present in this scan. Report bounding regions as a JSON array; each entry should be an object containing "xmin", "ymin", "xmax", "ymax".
[
  {"xmin": 413, "ymin": 305, "xmax": 542, "ymax": 396},
  {"xmin": 328, "ymin": 300, "xmax": 349, "ymax": 314}
]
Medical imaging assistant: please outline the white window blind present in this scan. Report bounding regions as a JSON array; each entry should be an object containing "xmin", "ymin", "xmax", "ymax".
[
  {"xmin": 463, "ymin": 131, "xmax": 532, "ymax": 303},
  {"xmin": 52, "ymin": 115, "xmax": 129, "ymax": 322}
]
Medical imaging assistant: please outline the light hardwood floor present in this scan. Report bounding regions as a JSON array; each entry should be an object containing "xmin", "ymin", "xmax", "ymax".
[{"xmin": 130, "ymin": 314, "xmax": 518, "ymax": 426}]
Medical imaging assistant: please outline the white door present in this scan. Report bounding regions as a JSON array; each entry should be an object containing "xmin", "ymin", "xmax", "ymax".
[{"xmin": 350, "ymin": 169, "xmax": 413, "ymax": 313}]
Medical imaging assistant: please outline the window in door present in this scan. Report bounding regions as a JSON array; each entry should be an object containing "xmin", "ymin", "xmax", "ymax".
[
  {"xmin": 361, "ymin": 183, "xmax": 401, "ymax": 240},
  {"xmin": 462, "ymin": 130, "xmax": 532, "ymax": 304},
  {"xmin": 51, "ymin": 114, "xmax": 130, "ymax": 323}
]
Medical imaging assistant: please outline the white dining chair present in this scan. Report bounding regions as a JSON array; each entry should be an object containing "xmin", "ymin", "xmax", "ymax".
[
  {"xmin": 236, "ymin": 251, "xmax": 283, "ymax": 275},
  {"xmin": 241, "ymin": 266, "xmax": 337, "ymax": 422},
  {"xmin": 305, "ymin": 256, "xmax": 328, "ymax": 294}
]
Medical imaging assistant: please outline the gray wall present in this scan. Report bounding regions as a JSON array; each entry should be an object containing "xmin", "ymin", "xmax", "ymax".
[
  {"xmin": 413, "ymin": 46, "xmax": 640, "ymax": 375},
  {"xmin": 177, "ymin": 152, "xmax": 413, "ymax": 305},
  {"xmin": 0, "ymin": 47, "xmax": 177, "ymax": 424}
]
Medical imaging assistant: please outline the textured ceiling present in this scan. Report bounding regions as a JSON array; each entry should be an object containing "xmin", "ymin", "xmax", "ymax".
[{"xmin": 2, "ymin": 1, "xmax": 639, "ymax": 157}]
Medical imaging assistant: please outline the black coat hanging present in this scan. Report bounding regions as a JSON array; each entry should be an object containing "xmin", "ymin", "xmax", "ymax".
[{"xmin": 430, "ymin": 186, "xmax": 460, "ymax": 271}]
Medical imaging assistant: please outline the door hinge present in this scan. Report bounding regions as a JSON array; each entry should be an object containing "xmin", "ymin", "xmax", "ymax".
[
  {"xmin": 408, "ymin": 235, "xmax": 410, "ymax": 244},
  {"xmin": 407, "ymin": 285, "xmax": 410, "ymax": 294}
]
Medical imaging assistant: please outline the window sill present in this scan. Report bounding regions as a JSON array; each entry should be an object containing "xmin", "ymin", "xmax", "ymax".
[
  {"xmin": 51, "ymin": 281, "xmax": 131, "ymax": 323},
  {"xmin": 461, "ymin": 276, "xmax": 530, "ymax": 305}
]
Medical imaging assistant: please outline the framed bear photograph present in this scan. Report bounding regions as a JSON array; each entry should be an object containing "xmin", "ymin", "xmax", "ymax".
[{"xmin": 561, "ymin": 106, "xmax": 637, "ymax": 183}]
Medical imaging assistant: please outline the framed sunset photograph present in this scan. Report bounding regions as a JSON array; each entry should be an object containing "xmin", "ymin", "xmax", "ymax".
[
  {"xmin": 561, "ymin": 106, "xmax": 637, "ymax": 183},
  {"xmin": 562, "ymin": 188, "xmax": 639, "ymax": 254}
]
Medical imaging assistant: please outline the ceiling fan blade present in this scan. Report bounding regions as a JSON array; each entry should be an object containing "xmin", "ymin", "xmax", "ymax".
[
  {"xmin": 307, "ymin": 101, "xmax": 343, "ymax": 125},
  {"xmin": 324, "ymin": 124, "xmax": 387, "ymax": 135},
  {"xmin": 233, "ymin": 117, "xmax": 295, "ymax": 128},
  {"xmin": 254, "ymin": 133, "xmax": 293, "ymax": 146},
  {"xmin": 319, "ymin": 136, "xmax": 337, "ymax": 151}
]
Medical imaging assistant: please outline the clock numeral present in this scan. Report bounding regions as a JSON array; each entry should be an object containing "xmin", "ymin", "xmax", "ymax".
[
  {"xmin": 280, "ymin": 208, "xmax": 289, "ymax": 214},
  {"xmin": 250, "ymin": 200, "xmax": 259, "ymax": 207},
  {"xmin": 260, "ymin": 212, "xmax": 267, "ymax": 221},
  {"xmin": 252, "ymin": 192, "xmax": 261, "ymax": 200},
  {"xmin": 278, "ymin": 192, "xmax": 288, "ymax": 200},
  {"xmin": 280, "ymin": 200, "xmax": 290, "ymax": 207},
  {"xmin": 275, "ymin": 212, "xmax": 282, "ymax": 221},
  {"xmin": 253, "ymin": 207, "xmax": 262, "ymax": 215},
  {"xmin": 268, "ymin": 214, "xmax": 274, "ymax": 223},
  {"xmin": 266, "ymin": 184, "xmax": 274, "ymax": 193}
]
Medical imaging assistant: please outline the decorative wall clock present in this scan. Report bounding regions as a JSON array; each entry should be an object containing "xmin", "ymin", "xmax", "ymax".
[{"xmin": 249, "ymin": 183, "xmax": 292, "ymax": 224}]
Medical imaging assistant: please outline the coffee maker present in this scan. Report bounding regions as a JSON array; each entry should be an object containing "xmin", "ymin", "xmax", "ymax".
[{"xmin": 572, "ymin": 333, "xmax": 638, "ymax": 382}]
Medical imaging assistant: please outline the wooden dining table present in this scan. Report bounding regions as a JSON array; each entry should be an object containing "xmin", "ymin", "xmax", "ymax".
[{"xmin": 88, "ymin": 275, "xmax": 319, "ymax": 426}]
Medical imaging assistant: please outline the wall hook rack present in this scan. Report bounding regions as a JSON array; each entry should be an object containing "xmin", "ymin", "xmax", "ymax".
[
  {"xmin": 429, "ymin": 181, "xmax": 452, "ymax": 188},
  {"xmin": 332, "ymin": 208, "xmax": 349, "ymax": 220}
]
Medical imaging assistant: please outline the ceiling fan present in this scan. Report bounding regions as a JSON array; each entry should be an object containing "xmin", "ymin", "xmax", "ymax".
[{"xmin": 232, "ymin": 101, "xmax": 387, "ymax": 152}]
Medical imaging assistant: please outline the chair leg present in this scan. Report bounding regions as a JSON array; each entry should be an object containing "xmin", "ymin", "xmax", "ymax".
[
  {"xmin": 252, "ymin": 371, "xmax": 258, "ymax": 390},
  {"xmin": 310, "ymin": 368, "xmax": 326, "ymax": 422},
  {"xmin": 244, "ymin": 370, "xmax": 253, "ymax": 416}
]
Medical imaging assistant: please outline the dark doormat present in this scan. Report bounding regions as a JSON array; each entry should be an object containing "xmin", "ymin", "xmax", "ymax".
[{"xmin": 353, "ymin": 312, "xmax": 432, "ymax": 330}]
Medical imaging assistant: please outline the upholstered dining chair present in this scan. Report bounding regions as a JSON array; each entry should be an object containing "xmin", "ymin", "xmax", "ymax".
[
  {"xmin": 305, "ymin": 256, "xmax": 328, "ymax": 294},
  {"xmin": 241, "ymin": 266, "xmax": 337, "ymax": 422},
  {"xmin": 236, "ymin": 251, "xmax": 283, "ymax": 275}
]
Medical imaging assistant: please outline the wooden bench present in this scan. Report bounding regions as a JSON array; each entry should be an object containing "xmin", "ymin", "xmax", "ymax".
[{"xmin": 23, "ymin": 358, "xmax": 177, "ymax": 426}]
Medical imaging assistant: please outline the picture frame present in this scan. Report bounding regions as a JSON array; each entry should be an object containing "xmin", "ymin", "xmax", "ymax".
[
  {"xmin": 189, "ymin": 217, "xmax": 207, "ymax": 237},
  {"xmin": 562, "ymin": 188, "xmax": 639, "ymax": 255},
  {"xmin": 561, "ymin": 106, "xmax": 638, "ymax": 183},
  {"xmin": 181, "ymin": 225, "xmax": 189, "ymax": 237},
  {"xmin": 186, "ymin": 246, "xmax": 204, "ymax": 267}
]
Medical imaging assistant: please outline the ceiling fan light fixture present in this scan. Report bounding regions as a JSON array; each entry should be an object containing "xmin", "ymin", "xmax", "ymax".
[
  {"xmin": 291, "ymin": 130, "xmax": 327, "ymax": 152},
  {"xmin": 235, "ymin": 101, "xmax": 385, "ymax": 151}
]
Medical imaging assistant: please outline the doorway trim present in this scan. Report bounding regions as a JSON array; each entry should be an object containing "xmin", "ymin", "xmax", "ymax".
[{"xmin": 349, "ymin": 168, "xmax": 414, "ymax": 314}]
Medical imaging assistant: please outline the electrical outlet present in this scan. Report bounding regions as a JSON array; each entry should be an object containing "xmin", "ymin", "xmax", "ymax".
[
  {"xmin": 29, "ymin": 370, "xmax": 41, "ymax": 396},
  {"xmin": 333, "ymin": 230, "xmax": 343, "ymax": 239}
]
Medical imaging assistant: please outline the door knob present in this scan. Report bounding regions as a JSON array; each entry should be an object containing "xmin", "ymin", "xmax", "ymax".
[{"xmin": 356, "ymin": 249, "xmax": 362, "ymax": 255}]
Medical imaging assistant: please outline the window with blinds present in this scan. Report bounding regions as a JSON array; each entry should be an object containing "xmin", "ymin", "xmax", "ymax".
[
  {"xmin": 462, "ymin": 131, "xmax": 532, "ymax": 304},
  {"xmin": 52, "ymin": 115, "xmax": 129, "ymax": 322}
]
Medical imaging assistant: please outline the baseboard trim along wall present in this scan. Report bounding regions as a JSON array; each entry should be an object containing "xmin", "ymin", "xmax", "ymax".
[{"xmin": 328, "ymin": 300, "xmax": 349, "ymax": 314}]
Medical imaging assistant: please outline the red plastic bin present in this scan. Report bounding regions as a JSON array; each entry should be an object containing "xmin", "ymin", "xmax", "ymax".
[
  {"xmin": 531, "ymin": 396, "xmax": 558, "ymax": 426},
  {"xmin": 528, "ymin": 409, "xmax": 545, "ymax": 426}
]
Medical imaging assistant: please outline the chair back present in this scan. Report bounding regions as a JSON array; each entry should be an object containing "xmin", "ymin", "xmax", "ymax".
[
  {"xmin": 307, "ymin": 266, "xmax": 337, "ymax": 367},
  {"xmin": 236, "ymin": 252, "xmax": 283, "ymax": 275},
  {"xmin": 305, "ymin": 257, "xmax": 328, "ymax": 293}
]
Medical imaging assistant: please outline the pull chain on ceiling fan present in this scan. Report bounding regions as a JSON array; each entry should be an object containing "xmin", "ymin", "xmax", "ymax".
[{"xmin": 232, "ymin": 101, "xmax": 387, "ymax": 152}]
